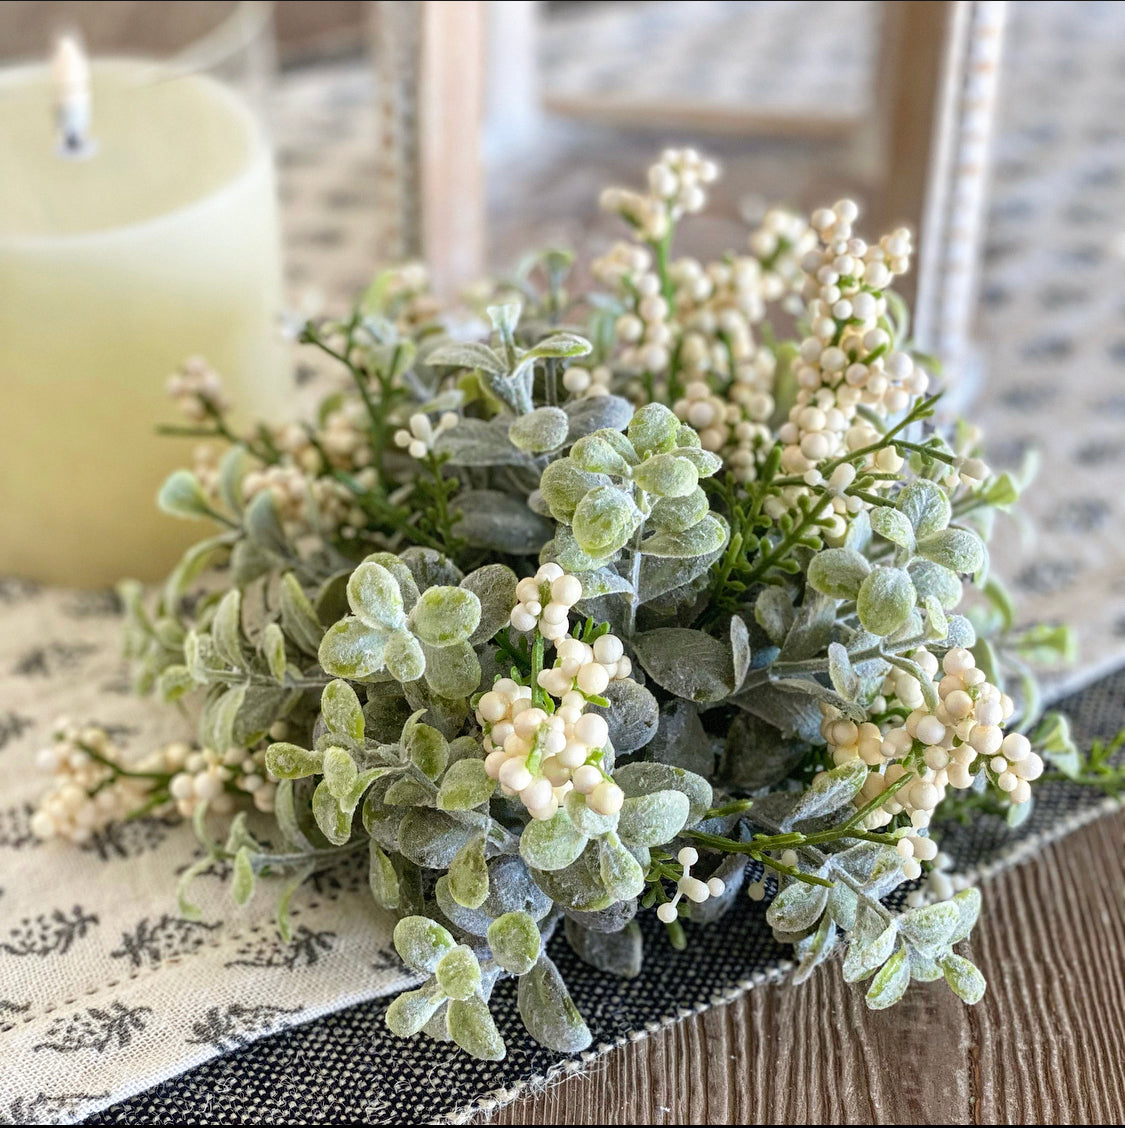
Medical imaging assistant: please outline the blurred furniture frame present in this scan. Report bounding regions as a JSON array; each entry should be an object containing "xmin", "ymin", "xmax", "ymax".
[{"xmin": 370, "ymin": 0, "xmax": 1006, "ymax": 384}]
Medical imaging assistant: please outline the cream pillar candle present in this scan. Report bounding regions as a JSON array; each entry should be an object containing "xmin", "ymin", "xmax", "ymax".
[{"xmin": 0, "ymin": 56, "xmax": 287, "ymax": 587}]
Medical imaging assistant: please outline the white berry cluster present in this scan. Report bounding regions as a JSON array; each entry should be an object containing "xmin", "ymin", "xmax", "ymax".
[
  {"xmin": 904, "ymin": 850, "xmax": 973, "ymax": 908},
  {"xmin": 379, "ymin": 261, "xmax": 441, "ymax": 332},
  {"xmin": 30, "ymin": 723, "xmax": 183, "ymax": 844},
  {"xmin": 166, "ymin": 356, "xmax": 228, "ymax": 422},
  {"xmin": 745, "ymin": 206, "xmax": 817, "ymax": 312},
  {"xmin": 561, "ymin": 363, "xmax": 613, "ymax": 399},
  {"xmin": 239, "ymin": 463, "xmax": 374, "ymax": 540},
  {"xmin": 592, "ymin": 247, "xmax": 674, "ymax": 378},
  {"xmin": 536, "ymin": 633, "xmax": 632, "ymax": 700},
  {"xmin": 599, "ymin": 148, "xmax": 719, "ymax": 242},
  {"xmin": 656, "ymin": 846, "xmax": 726, "ymax": 923},
  {"xmin": 476, "ymin": 678, "xmax": 621, "ymax": 821},
  {"xmin": 393, "ymin": 410, "xmax": 459, "ymax": 461},
  {"xmin": 510, "ymin": 563, "xmax": 583, "ymax": 641},
  {"xmin": 938, "ymin": 421, "xmax": 990, "ymax": 492},
  {"xmin": 168, "ymin": 744, "xmax": 276, "ymax": 818},
  {"xmin": 821, "ymin": 647, "xmax": 1044, "ymax": 879}
]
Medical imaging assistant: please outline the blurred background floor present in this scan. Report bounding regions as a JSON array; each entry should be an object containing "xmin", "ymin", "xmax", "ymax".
[{"xmin": 275, "ymin": 0, "xmax": 1125, "ymax": 696}]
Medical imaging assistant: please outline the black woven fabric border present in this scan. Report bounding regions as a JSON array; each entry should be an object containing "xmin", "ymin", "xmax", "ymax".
[{"xmin": 89, "ymin": 668, "xmax": 1125, "ymax": 1125}]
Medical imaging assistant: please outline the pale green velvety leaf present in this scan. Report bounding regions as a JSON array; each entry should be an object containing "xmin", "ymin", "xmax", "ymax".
[
  {"xmin": 517, "ymin": 955, "xmax": 593, "ymax": 1053},
  {"xmin": 633, "ymin": 627, "xmax": 737, "ymax": 703},
  {"xmin": 856, "ymin": 567, "xmax": 917, "ymax": 636},
  {"xmin": 437, "ymin": 757, "xmax": 496, "ymax": 810},
  {"xmin": 898, "ymin": 900, "xmax": 961, "ymax": 958},
  {"xmin": 766, "ymin": 877, "xmax": 829, "ymax": 933},
  {"xmin": 321, "ymin": 679, "xmax": 365, "ymax": 742},
  {"xmin": 385, "ymin": 629, "xmax": 427, "ymax": 683},
  {"xmin": 947, "ymin": 886, "xmax": 982, "ymax": 945},
  {"xmin": 386, "ymin": 988, "xmax": 443, "ymax": 1038},
  {"xmin": 520, "ymin": 810, "xmax": 589, "ymax": 872},
  {"xmin": 916, "ymin": 528, "xmax": 985, "ymax": 574},
  {"xmin": 569, "ymin": 432, "xmax": 634, "ymax": 476},
  {"xmin": 870, "ymin": 506, "xmax": 916, "ymax": 551},
  {"xmin": 509, "ymin": 406, "xmax": 570, "ymax": 453},
  {"xmin": 538, "ymin": 459, "xmax": 611, "ymax": 523},
  {"xmin": 369, "ymin": 840, "xmax": 400, "ymax": 909},
  {"xmin": 638, "ymin": 513, "xmax": 727, "ymax": 558},
  {"xmin": 318, "ymin": 617, "xmax": 387, "ymax": 680},
  {"xmin": 397, "ymin": 808, "xmax": 473, "ymax": 868},
  {"xmin": 347, "ymin": 561, "xmax": 406, "ymax": 630},
  {"xmin": 649, "ymin": 487, "xmax": 709, "ymax": 534},
  {"xmin": 597, "ymin": 832, "xmax": 646, "ymax": 900},
  {"xmin": 211, "ymin": 589, "xmax": 244, "ymax": 668},
  {"xmin": 322, "ymin": 746, "xmax": 358, "ymax": 802},
  {"xmin": 807, "ymin": 548, "xmax": 871, "ymax": 600},
  {"xmin": 447, "ymin": 994, "xmax": 506, "ymax": 1061},
  {"xmin": 279, "ymin": 572, "xmax": 324, "ymax": 656},
  {"xmin": 571, "ymin": 485, "xmax": 642, "ymax": 558},
  {"xmin": 940, "ymin": 953, "xmax": 986, "ymax": 1004},
  {"xmin": 674, "ymin": 447, "xmax": 723, "ymax": 478},
  {"xmin": 865, "ymin": 944, "xmax": 911, "ymax": 1009},
  {"xmin": 393, "ymin": 915, "xmax": 456, "ymax": 973},
  {"xmin": 843, "ymin": 921, "xmax": 899, "ymax": 983},
  {"xmin": 460, "ymin": 564, "xmax": 519, "ymax": 645},
  {"xmin": 627, "ymin": 402, "xmax": 681, "ymax": 456},
  {"xmin": 312, "ymin": 780, "xmax": 353, "ymax": 846},
  {"xmin": 896, "ymin": 479, "xmax": 951, "ymax": 538},
  {"xmin": 410, "ymin": 587, "xmax": 482, "ymax": 647},
  {"xmin": 157, "ymin": 469, "xmax": 212, "ymax": 520},
  {"xmin": 616, "ymin": 790, "xmax": 689, "ymax": 849},
  {"xmin": 631, "ymin": 453, "xmax": 698, "ymax": 498},
  {"xmin": 266, "ymin": 742, "xmax": 323, "ymax": 780},
  {"xmin": 262, "ymin": 622, "xmax": 287, "ymax": 683},
  {"xmin": 421, "ymin": 641, "xmax": 482, "ymax": 700},
  {"xmin": 487, "ymin": 911, "xmax": 541, "ymax": 975},
  {"xmin": 231, "ymin": 846, "xmax": 255, "ymax": 906},
  {"xmin": 435, "ymin": 945, "xmax": 482, "ymax": 1000},
  {"xmin": 449, "ymin": 836, "xmax": 490, "ymax": 909},
  {"xmin": 613, "ymin": 761, "xmax": 712, "ymax": 825},
  {"xmin": 907, "ymin": 558, "xmax": 963, "ymax": 610}
]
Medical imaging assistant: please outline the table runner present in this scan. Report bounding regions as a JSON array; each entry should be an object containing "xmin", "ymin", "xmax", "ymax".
[{"xmin": 2, "ymin": 1, "xmax": 1125, "ymax": 1120}]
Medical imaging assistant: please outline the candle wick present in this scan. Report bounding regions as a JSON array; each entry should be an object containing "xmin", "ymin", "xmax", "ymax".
[{"xmin": 52, "ymin": 33, "xmax": 97, "ymax": 159}]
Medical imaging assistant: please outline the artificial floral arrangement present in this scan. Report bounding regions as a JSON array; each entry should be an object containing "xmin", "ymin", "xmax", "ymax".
[{"xmin": 31, "ymin": 150, "xmax": 1123, "ymax": 1062}]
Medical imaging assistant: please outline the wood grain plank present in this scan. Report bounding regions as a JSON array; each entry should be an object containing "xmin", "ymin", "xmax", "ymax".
[{"xmin": 487, "ymin": 812, "xmax": 1125, "ymax": 1125}]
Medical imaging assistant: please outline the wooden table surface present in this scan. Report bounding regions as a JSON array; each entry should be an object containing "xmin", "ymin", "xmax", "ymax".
[{"xmin": 486, "ymin": 811, "xmax": 1125, "ymax": 1125}]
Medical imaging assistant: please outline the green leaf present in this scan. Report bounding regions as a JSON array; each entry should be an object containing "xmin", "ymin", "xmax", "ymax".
[
  {"xmin": 393, "ymin": 915, "xmax": 456, "ymax": 973},
  {"xmin": 509, "ymin": 406, "xmax": 570, "ymax": 453},
  {"xmin": 437, "ymin": 758, "xmax": 495, "ymax": 810},
  {"xmin": 403, "ymin": 714, "xmax": 449, "ymax": 780},
  {"xmin": 898, "ymin": 900, "xmax": 961, "ymax": 958},
  {"xmin": 616, "ymin": 791, "xmax": 690, "ymax": 849},
  {"xmin": 870, "ymin": 506, "xmax": 916, "ymax": 552},
  {"xmin": 940, "ymin": 953, "xmax": 987, "ymax": 1004},
  {"xmin": 597, "ymin": 832, "xmax": 646, "ymax": 900},
  {"xmin": 856, "ymin": 567, "xmax": 917, "ymax": 636},
  {"xmin": 262, "ymin": 623, "xmax": 287, "ymax": 683},
  {"xmin": 386, "ymin": 988, "xmax": 444, "ymax": 1038},
  {"xmin": 786, "ymin": 760, "xmax": 868, "ymax": 825},
  {"xmin": 318, "ymin": 616, "xmax": 387, "ymax": 680},
  {"xmin": 807, "ymin": 548, "xmax": 871, "ymax": 600},
  {"xmin": 896, "ymin": 480, "xmax": 951, "ymax": 537},
  {"xmin": 488, "ymin": 912, "xmax": 541, "ymax": 975},
  {"xmin": 436, "ymin": 945, "xmax": 482, "ymax": 1000},
  {"xmin": 766, "ymin": 877, "xmax": 829, "ymax": 933},
  {"xmin": 613, "ymin": 762, "xmax": 713, "ymax": 825},
  {"xmin": 369, "ymin": 840, "xmax": 400, "ymax": 909},
  {"xmin": 520, "ymin": 810, "xmax": 589, "ymax": 872},
  {"xmin": 865, "ymin": 944, "xmax": 911, "ymax": 1009},
  {"xmin": 211, "ymin": 590, "xmax": 244, "ymax": 668},
  {"xmin": 449, "ymin": 835, "xmax": 490, "ymax": 909},
  {"xmin": 421, "ymin": 640, "xmax": 482, "ymax": 699},
  {"xmin": 410, "ymin": 587, "xmax": 482, "ymax": 647},
  {"xmin": 915, "ymin": 528, "xmax": 985, "ymax": 574},
  {"xmin": 571, "ymin": 485, "xmax": 642, "ymax": 557},
  {"xmin": 321, "ymin": 679, "xmax": 365, "ymax": 742},
  {"xmin": 526, "ymin": 331, "xmax": 593, "ymax": 359},
  {"xmin": 632, "ymin": 627, "xmax": 737, "ymax": 703},
  {"xmin": 792, "ymin": 914, "xmax": 838, "ymax": 985},
  {"xmin": 649, "ymin": 487, "xmax": 709, "ymax": 534},
  {"xmin": 827, "ymin": 642, "xmax": 859, "ymax": 700},
  {"xmin": 244, "ymin": 489, "xmax": 290, "ymax": 557},
  {"xmin": 638, "ymin": 513, "xmax": 728, "ymax": 558},
  {"xmin": 322, "ymin": 746, "xmax": 358, "ymax": 802},
  {"xmin": 447, "ymin": 994, "xmax": 506, "ymax": 1061},
  {"xmin": 427, "ymin": 340, "xmax": 506, "ymax": 375},
  {"xmin": 347, "ymin": 561, "xmax": 406, "ymax": 630},
  {"xmin": 157, "ymin": 470, "xmax": 212, "ymax": 520},
  {"xmin": 231, "ymin": 846, "xmax": 255, "ymax": 906},
  {"xmin": 385, "ymin": 630, "xmax": 427, "ymax": 683},
  {"xmin": 156, "ymin": 664, "xmax": 195, "ymax": 703},
  {"xmin": 279, "ymin": 573, "xmax": 324, "ymax": 656},
  {"xmin": 312, "ymin": 780, "xmax": 353, "ymax": 845},
  {"xmin": 632, "ymin": 453, "xmax": 698, "ymax": 498},
  {"xmin": 947, "ymin": 887, "xmax": 982, "ymax": 945},
  {"xmin": 517, "ymin": 955, "xmax": 593, "ymax": 1053},
  {"xmin": 627, "ymin": 402, "xmax": 681, "ymax": 457},
  {"xmin": 265, "ymin": 742, "xmax": 323, "ymax": 780}
]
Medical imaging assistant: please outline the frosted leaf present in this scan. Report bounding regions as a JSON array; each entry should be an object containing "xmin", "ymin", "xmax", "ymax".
[
  {"xmin": 898, "ymin": 901, "xmax": 961, "ymax": 958},
  {"xmin": 312, "ymin": 780, "xmax": 353, "ymax": 845},
  {"xmin": 562, "ymin": 394, "xmax": 634, "ymax": 442},
  {"xmin": 807, "ymin": 548, "xmax": 871, "ymax": 600},
  {"xmin": 632, "ymin": 453, "xmax": 698, "ymax": 498},
  {"xmin": 519, "ymin": 810, "xmax": 588, "ymax": 872},
  {"xmin": 157, "ymin": 470, "xmax": 211, "ymax": 520},
  {"xmin": 322, "ymin": 746, "xmax": 358, "ymax": 801},
  {"xmin": 539, "ymin": 459, "xmax": 611, "ymax": 522},
  {"xmin": 347, "ymin": 562, "xmax": 406, "ymax": 630},
  {"xmin": 765, "ymin": 876, "xmax": 829, "ymax": 933},
  {"xmin": 421, "ymin": 641, "xmax": 482, "ymax": 700},
  {"xmin": 583, "ymin": 679, "xmax": 658, "ymax": 754},
  {"xmin": 632, "ymin": 627, "xmax": 737, "ymax": 703},
  {"xmin": 571, "ymin": 486, "xmax": 642, "ymax": 557},
  {"xmin": 397, "ymin": 808, "xmax": 473, "ymax": 869},
  {"xmin": 870, "ymin": 506, "xmax": 915, "ymax": 551},
  {"xmin": 569, "ymin": 431, "xmax": 635, "ymax": 475},
  {"xmin": 435, "ymin": 945, "xmax": 482, "ymax": 1000},
  {"xmin": 908, "ymin": 558, "xmax": 963, "ymax": 609},
  {"xmin": 508, "ymin": 406, "xmax": 570, "ymax": 453},
  {"xmin": 398, "ymin": 547, "xmax": 464, "ymax": 590},
  {"xmin": 916, "ymin": 528, "xmax": 985, "ymax": 575},
  {"xmin": 410, "ymin": 587, "xmax": 481, "ymax": 647},
  {"xmin": 563, "ymin": 918, "xmax": 642, "ymax": 979},
  {"xmin": 940, "ymin": 954, "xmax": 986, "ymax": 1004},
  {"xmin": 896, "ymin": 479, "xmax": 951, "ymax": 538},
  {"xmin": 266, "ymin": 742, "xmax": 323, "ymax": 780},
  {"xmin": 449, "ymin": 836, "xmax": 490, "ymax": 909},
  {"xmin": 865, "ymin": 944, "xmax": 910, "ymax": 1009},
  {"xmin": 385, "ymin": 629, "xmax": 427, "ymax": 683},
  {"xmin": 404, "ymin": 713, "xmax": 449, "ymax": 779},
  {"xmin": 627, "ymin": 402, "xmax": 681, "ymax": 457},
  {"xmin": 564, "ymin": 791, "xmax": 619, "ymax": 838},
  {"xmin": 321, "ymin": 679, "xmax": 365, "ymax": 742},
  {"xmin": 318, "ymin": 616, "xmax": 387, "ymax": 680},
  {"xmin": 649, "ymin": 487, "xmax": 709, "ymax": 534},
  {"xmin": 597, "ymin": 833, "xmax": 646, "ymax": 900},
  {"xmin": 638, "ymin": 513, "xmax": 728, "ymax": 558},
  {"xmin": 453, "ymin": 491, "xmax": 554, "ymax": 555},
  {"xmin": 447, "ymin": 995, "xmax": 505, "ymax": 1061},
  {"xmin": 613, "ymin": 761, "xmax": 712, "ymax": 825},
  {"xmin": 674, "ymin": 447, "xmax": 723, "ymax": 478},
  {"xmin": 459, "ymin": 564, "xmax": 518, "ymax": 645},
  {"xmin": 615, "ymin": 790, "xmax": 690, "ymax": 848},
  {"xmin": 393, "ymin": 915, "xmax": 455, "ymax": 973},
  {"xmin": 517, "ymin": 955, "xmax": 592, "ymax": 1053},
  {"xmin": 386, "ymin": 988, "xmax": 443, "ymax": 1038},
  {"xmin": 856, "ymin": 567, "xmax": 917, "ymax": 636},
  {"xmin": 437, "ymin": 758, "xmax": 495, "ymax": 811},
  {"xmin": 487, "ymin": 911, "xmax": 541, "ymax": 975}
]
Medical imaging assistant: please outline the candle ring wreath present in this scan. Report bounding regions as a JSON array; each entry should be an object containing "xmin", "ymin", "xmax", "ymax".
[{"xmin": 33, "ymin": 152, "xmax": 1124, "ymax": 1061}]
